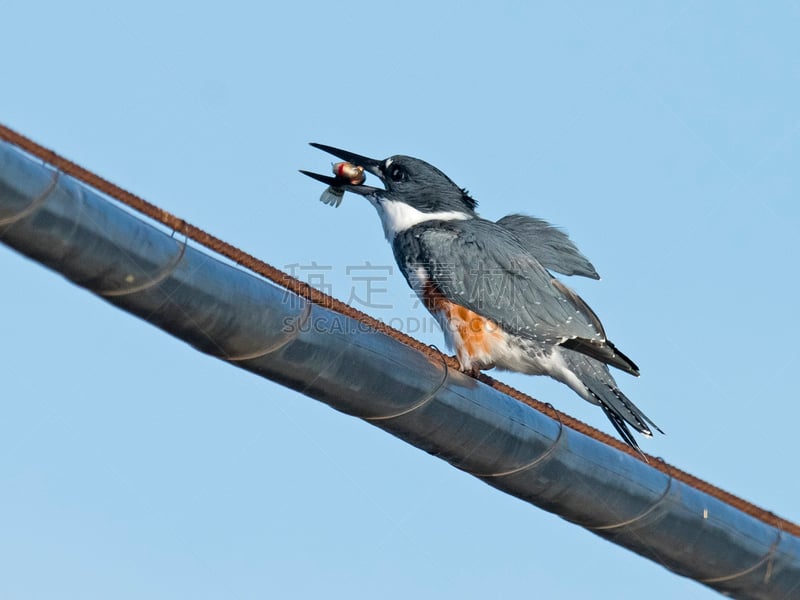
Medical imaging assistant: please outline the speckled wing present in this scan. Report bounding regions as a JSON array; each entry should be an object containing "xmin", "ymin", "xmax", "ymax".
[{"xmin": 394, "ymin": 218, "xmax": 639, "ymax": 375}]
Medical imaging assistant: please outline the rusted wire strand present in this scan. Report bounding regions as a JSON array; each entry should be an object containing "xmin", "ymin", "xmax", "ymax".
[{"xmin": 1, "ymin": 122, "xmax": 796, "ymax": 538}]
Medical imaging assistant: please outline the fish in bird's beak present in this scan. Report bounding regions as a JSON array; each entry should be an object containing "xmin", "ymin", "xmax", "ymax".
[{"xmin": 300, "ymin": 143, "xmax": 386, "ymax": 204}]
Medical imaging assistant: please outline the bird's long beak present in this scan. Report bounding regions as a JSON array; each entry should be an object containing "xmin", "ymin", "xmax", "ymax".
[{"xmin": 300, "ymin": 142, "xmax": 384, "ymax": 196}]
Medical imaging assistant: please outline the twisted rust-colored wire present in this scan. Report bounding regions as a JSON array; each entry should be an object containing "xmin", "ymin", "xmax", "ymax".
[{"xmin": 1, "ymin": 122, "xmax": 797, "ymax": 538}]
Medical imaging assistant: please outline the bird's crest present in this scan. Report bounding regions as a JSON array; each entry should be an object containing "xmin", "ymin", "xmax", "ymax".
[{"xmin": 460, "ymin": 188, "xmax": 478, "ymax": 211}]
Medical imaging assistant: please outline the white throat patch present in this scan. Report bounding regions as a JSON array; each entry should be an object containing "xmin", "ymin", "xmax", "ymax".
[{"xmin": 376, "ymin": 199, "xmax": 471, "ymax": 241}]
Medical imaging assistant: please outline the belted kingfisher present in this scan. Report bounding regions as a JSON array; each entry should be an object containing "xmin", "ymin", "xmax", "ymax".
[{"xmin": 302, "ymin": 143, "xmax": 661, "ymax": 450}]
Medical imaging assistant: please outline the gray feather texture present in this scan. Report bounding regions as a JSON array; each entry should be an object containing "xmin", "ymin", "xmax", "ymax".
[
  {"xmin": 559, "ymin": 349, "xmax": 663, "ymax": 449},
  {"xmin": 497, "ymin": 214, "xmax": 600, "ymax": 280},
  {"xmin": 392, "ymin": 218, "xmax": 644, "ymax": 377}
]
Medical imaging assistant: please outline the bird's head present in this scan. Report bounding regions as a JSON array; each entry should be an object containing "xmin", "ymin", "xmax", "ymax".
[{"xmin": 302, "ymin": 143, "xmax": 478, "ymax": 216}]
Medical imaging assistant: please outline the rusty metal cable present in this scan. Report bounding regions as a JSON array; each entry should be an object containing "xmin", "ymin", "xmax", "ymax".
[{"xmin": 0, "ymin": 122, "xmax": 796, "ymax": 540}]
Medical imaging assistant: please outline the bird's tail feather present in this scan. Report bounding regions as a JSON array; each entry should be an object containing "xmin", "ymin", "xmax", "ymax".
[{"xmin": 559, "ymin": 350, "xmax": 662, "ymax": 452}]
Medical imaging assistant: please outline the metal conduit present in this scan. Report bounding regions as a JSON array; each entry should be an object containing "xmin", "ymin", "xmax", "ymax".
[{"xmin": 0, "ymin": 141, "xmax": 798, "ymax": 599}]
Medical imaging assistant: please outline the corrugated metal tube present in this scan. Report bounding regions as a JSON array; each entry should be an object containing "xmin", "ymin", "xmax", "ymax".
[{"xmin": 0, "ymin": 140, "xmax": 798, "ymax": 599}]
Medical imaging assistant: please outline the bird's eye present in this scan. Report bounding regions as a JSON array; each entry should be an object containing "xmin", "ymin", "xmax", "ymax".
[{"xmin": 389, "ymin": 165, "xmax": 405, "ymax": 182}]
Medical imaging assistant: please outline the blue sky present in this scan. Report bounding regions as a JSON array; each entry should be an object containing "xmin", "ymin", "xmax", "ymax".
[{"xmin": 1, "ymin": 2, "xmax": 798, "ymax": 598}]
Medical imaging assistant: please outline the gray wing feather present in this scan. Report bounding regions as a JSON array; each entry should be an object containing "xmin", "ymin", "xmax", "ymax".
[
  {"xmin": 406, "ymin": 219, "xmax": 604, "ymax": 345},
  {"xmin": 496, "ymin": 214, "xmax": 600, "ymax": 279},
  {"xmin": 400, "ymin": 219, "xmax": 639, "ymax": 375}
]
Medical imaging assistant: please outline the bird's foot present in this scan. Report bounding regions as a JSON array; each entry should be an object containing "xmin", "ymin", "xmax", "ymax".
[{"xmin": 459, "ymin": 365, "xmax": 483, "ymax": 379}]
